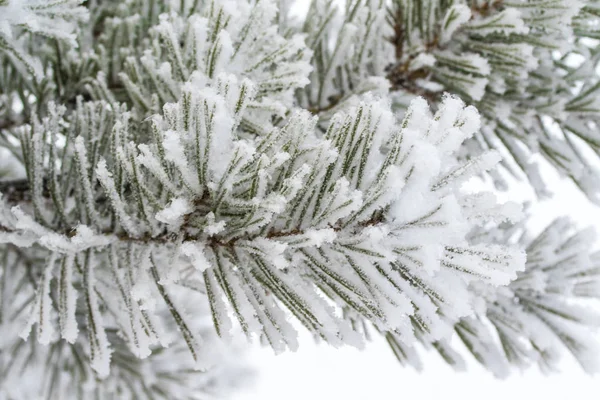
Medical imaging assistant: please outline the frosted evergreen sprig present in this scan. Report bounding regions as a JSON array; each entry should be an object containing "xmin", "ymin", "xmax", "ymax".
[
  {"xmin": 0, "ymin": 0, "xmax": 88, "ymax": 81},
  {"xmin": 386, "ymin": 217, "xmax": 600, "ymax": 377},
  {"xmin": 296, "ymin": 0, "xmax": 392, "ymax": 118},
  {"xmin": 0, "ymin": 0, "xmax": 598, "ymax": 393},
  {"xmin": 385, "ymin": 0, "xmax": 600, "ymax": 202},
  {"xmin": 0, "ymin": 243, "xmax": 246, "ymax": 399},
  {"xmin": 0, "ymin": 66, "xmax": 525, "ymax": 374},
  {"xmin": 292, "ymin": 0, "xmax": 600, "ymax": 203},
  {"xmin": 88, "ymin": 0, "xmax": 312, "ymax": 133}
]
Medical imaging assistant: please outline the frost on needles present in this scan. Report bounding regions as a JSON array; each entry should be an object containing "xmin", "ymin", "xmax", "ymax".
[
  {"xmin": 0, "ymin": 70, "xmax": 526, "ymax": 369},
  {"xmin": 385, "ymin": 0, "xmax": 600, "ymax": 202},
  {"xmin": 0, "ymin": 0, "xmax": 599, "ymax": 398},
  {"xmin": 386, "ymin": 216, "xmax": 600, "ymax": 377}
]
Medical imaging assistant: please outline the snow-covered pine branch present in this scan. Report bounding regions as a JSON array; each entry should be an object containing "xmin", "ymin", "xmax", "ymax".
[
  {"xmin": 0, "ymin": 63, "xmax": 526, "ymax": 368},
  {"xmin": 386, "ymin": 217, "xmax": 600, "ymax": 377},
  {"xmin": 296, "ymin": 0, "xmax": 392, "ymax": 117},
  {"xmin": 108, "ymin": 0, "xmax": 312, "ymax": 129},
  {"xmin": 383, "ymin": 0, "xmax": 600, "ymax": 202},
  {"xmin": 0, "ymin": 0, "xmax": 88, "ymax": 81},
  {"xmin": 295, "ymin": 0, "xmax": 600, "ymax": 203},
  {"xmin": 1, "ymin": 0, "xmax": 599, "ymax": 396},
  {"xmin": 0, "ymin": 243, "xmax": 248, "ymax": 399}
]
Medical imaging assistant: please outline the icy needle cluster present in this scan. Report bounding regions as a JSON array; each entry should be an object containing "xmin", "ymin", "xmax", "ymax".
[
  {"xmin": 294, "ymin": 0, "xmax": 600, "ymax": 203},
  {"xmin": 386, "ymin": 217, "xmax": 600, "ymax": 376},
  {"xmin": 385, "ymin": 0, "xmax": 600, "ymax": 202},
  {"xmin": 0, "ymin": 0, "xmax": 598, "ymax": 397}
]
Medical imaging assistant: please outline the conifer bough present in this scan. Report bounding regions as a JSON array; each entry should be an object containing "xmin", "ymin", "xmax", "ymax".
[{"xmin": 0, "ymin": 0, "xmax": 599, "ymax": 398}]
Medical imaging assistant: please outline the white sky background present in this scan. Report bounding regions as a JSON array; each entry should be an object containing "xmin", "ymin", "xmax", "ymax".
[
  {"xmin": 238, "ymin": 333, "xmax": 598, "ymax": 400},
  {"xmin": 234, "ymin": 2, "xmax": 600, "ymax": 399}
]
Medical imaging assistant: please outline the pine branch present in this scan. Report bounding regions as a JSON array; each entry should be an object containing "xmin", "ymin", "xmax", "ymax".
[
  {"xmin": 385, "ymin": 217, "xmax": 600, "ymax": 376},
  {"xmin": 1, "ymin": 70, "xmax": 524, "ymax": 371},
  {"xmin": 381, "ymin": 0, "xmax": 600, "ymax": 202},
  {"xmin": 1, "ymin": 0, "xmax": 598, "ymax": 394}
]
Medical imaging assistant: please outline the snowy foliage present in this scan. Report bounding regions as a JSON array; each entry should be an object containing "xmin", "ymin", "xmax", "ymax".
[
  {"xmin": 295, "ymin": 0, "xmax": 392, "ymax": 117},
  {"xmin": 0, "ymin": 73, "xmax": 525, "ymax": 365},
  {"xmin": 0, "ymin": 0, "xmax": 599, "ymax": 397},
  {"xmin": 0, "ymin": 244, "xmax": 248, "ymax": 399},
  {"xmin": 384, "ymin": 0, "xmax": 600, "ymax": 203},
  {"xmin": 386, "ymin": 217, "xmax": 600, "ymax": 377},
  {"xmin": 0, "ymin": 0, "xmax": 88, "ymax": 80}
]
